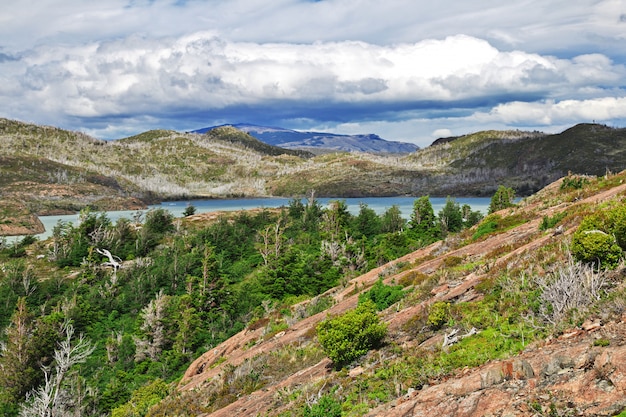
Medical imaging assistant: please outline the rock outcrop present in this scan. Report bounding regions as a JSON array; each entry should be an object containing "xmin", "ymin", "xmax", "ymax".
[{"xmin": 0, "ymin": 200, "xmax": 45, "ymax": 236}]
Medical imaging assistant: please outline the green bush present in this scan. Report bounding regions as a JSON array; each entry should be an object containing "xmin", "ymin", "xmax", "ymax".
[
  {"xmin": 571, "ymin": 207, "xmax": 626, "ymax": 269},
  {"xmin": 571, "ymin": 229, "xmax": 622, "ymax": 269},
  {"xmin": 607, "ymin": 204, "xmax": 626, "ymax": 249},
  {"xmin": 427, "ymin": 301, "xmax": 450, "ymax": 330},
  {"xmin": 593, "ymin": 338, "xmax": 610, "ymax": 347},
  {"xmin": 472, "ymin": 217, "xmax": 499, "ymax": 241},
  {"xmin": 316, "ymin": 301, "xmax": 387, "ymax": 368},
  {"xmin": 182, "ymin": 204, "xmax": 196, "ymax": 217},
  {"xmin": 303, "ymin": 394, "xmax": 342, "ymax": 417},
  {"xmin": 358, "ymin": 279, "xmax": 404, "ymax": 311},
  {"xmin": 560, "ymin": 174, "xmax": 589, "ymax": 190},
  {"xmin": 111, "ymin": 379, "xmax": 169, "ymax": 417},
  {"xmin": 539, "ymin": 212, "xmax": 566, "ymax": 231}
]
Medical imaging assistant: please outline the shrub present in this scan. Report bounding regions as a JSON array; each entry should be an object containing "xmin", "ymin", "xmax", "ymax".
[
  {"xmin": 571, "ymin": 229, "xmax": 622, "ymax": 270},
  {"xmin": 316, "ymin": 300, "xmax": 387, "ymax": 368},
  {"xmin": 560, "ymin": 174, "xmax": 589, "ymax": 190},
  {"xmin": 111, "ymin": 379, "xmax": 169, "ymax": 417},
  {"xmin": 182, "ymin": 204, "xmax": 196, "ymax": 217},
  {"xmin": 472, "ymin": 217, "xmax": 499, "ymax": 241},
  {"xmin": 539, "ymin": 212, "xmax": 566, "ymax": 231},
  {"xmin": 358, "ymin": 279, "xmax": 404, "ymax": 311},
  {"xmin": 535, "ymin": 254, "xmax": 609, "ymax": 325},
  {"xmin": 593, "ymin": 338, "xmax": 610, "ymax": 347},
  {"xmin": 427, "ymin": 301, "xmax": 450, "ymax": 330},
  {"xmin": 303, "ymin": 394, "xmax": 342, "ymax": 417},
  {"xmin": 144, "ymin": 208, "xmax": 175, "ymax": 235}
]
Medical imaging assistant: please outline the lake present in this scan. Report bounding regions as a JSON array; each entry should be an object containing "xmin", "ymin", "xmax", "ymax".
[{"xmin": 24, "ymin": 196, "xmax": 493, "ymax": 241}]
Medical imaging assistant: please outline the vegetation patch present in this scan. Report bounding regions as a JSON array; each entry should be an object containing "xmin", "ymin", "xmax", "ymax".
[{"xmin": 316, "ymin": 301, "xmax": 388, "ymax": 369}]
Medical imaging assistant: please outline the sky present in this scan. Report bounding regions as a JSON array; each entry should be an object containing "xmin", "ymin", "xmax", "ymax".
[{"xmin": 1, "ymin": 0, "xmax": 626, "ymax": 147}]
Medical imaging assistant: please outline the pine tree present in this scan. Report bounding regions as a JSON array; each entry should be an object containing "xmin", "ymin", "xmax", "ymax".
[
  {"xmin": 438, "ymin": 197, "xmax": 463, "ymax": 236},
  {"xmin": 489, "ymin": 185, "xmax": 516, "ymax": 214},
  {"xmin": 407, "ymin": 196, "xmax": 438, "ymax": 242},
  {"xmin": 0, "ymin": 298, "xmax": 38, "ymax": 410}
]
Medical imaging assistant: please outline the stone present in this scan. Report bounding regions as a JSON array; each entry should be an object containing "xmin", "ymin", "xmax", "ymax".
[
  {"xmin": 481, "ymin": 367, "xmax": 504, "ymax": 388},
  {"xmin": 512, "ymin": 359, "xmax": 535, "ymax": 380}
]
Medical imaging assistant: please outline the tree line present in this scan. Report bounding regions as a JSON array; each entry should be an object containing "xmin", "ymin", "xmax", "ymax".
[{"xmin": 0, "ymin": 191, "xmax": 508, "ymax": 416}]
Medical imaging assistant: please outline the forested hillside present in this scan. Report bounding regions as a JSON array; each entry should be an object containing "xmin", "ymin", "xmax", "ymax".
[
  {"xmin": 0, "ymin": 188, "xmax": 484, "ymax": 416},
  {"xmin": 2, "ymin": 171, "xmax": 626, "ymax": 416}
]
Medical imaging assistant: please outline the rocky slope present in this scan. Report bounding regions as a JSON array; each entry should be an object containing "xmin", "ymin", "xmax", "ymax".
[
  {"xmin": 167, "ymin": 175, "xmax": 626, "ymax": 416},
  {"xmin": 0, "ymin": 200, "xmax": 44, "ymax": 236}
]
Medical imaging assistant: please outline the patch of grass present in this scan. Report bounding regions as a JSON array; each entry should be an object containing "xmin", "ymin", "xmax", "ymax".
[
  {"xmin": 593, "ymin": 338, "xmax": 610, "ymax": 347},
  {"xmin": 539, "ymin": 211, "xmax": 567, "ymax": 231},
  {"xmin": 472, "ymin": 212, "xmax": 530, "ymax": 241}
]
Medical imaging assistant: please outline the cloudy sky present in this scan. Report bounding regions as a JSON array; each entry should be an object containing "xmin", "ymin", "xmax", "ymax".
[{"xmin": 1, "ymin": 0, "xmax": 625, "ymax": 147}]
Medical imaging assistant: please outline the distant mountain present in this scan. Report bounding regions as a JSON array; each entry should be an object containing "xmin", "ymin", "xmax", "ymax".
[{"xmin": 192, "ymin": 124, "xmax": 419, "ymax": 154}]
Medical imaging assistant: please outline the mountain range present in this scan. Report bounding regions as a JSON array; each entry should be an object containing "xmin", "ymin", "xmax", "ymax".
[{"xmin": 191, "ymin": 123, "xmax": 419, "ymax": 154}]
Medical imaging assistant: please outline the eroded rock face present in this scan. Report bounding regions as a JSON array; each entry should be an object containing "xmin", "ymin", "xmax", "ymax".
[
  {"xmin": 368, "ymin": 321, "xmax": 626, "ymax": 417},
  {"xmin": 0, "ymin": 200, "xmax": 45, "ymax": 236}
]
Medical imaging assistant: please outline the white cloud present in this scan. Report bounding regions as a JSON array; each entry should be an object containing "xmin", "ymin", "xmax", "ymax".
[
  {"xmin": 5, "ymin": 34, "xmax": 624, "ymax": 120},
  {"xmin": 486, "ymin": 97, "xmax": 626, "ymax": 125},
  {"xmin": 1, "ymin": 0, "xmax": 625, "ymax": 142},
  {"xmin": 3, "ymin": 0, "xmax": 625, "ymax": 56},
  {"xmin": 432, "ymin": 128, "xmax": 453, "ymax": 138}
]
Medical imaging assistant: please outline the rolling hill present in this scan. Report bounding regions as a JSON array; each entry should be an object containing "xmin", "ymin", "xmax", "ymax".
[{"xmin": 2, "ymin": 117, "xmax": 626, "ymax": 233}]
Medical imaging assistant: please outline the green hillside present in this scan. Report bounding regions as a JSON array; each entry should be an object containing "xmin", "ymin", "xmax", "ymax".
[{"xmin": 1, "ymin": 171, "xmax": 626, "ymax": 416}]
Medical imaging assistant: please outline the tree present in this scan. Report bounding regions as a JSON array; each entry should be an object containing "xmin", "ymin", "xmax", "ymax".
[
  {"xmin": 143, "ymin": 208, "xmax": 175, "ymax": 236},
  {"xmin": 0, "ymin": 298, "xmax": 37, "ymax": 413},
  {"xmin": 18, "ymin": 321, "xmax": 96, "ymax": 417},
  {"xmin": 316, "ymin": 300, "xmax": 387, "ymax": 368},
  {"xmin": 488, "ymin": 186, "xmax": 516, "ymax": 214},
  {"xmin": 256, "ymin": 219, "xmax": 284, "ymax": 266},
  {"xmin": 136, "ymin": 209, "xmax": 175, "ymax": 256},
  {"xmin": 352, "ymin": 203, "xmax": 381, "ymax": 239},
  {"xmin": 461, "ymin": 204, "xmax": 483, "ymax": 228},
  {"xmin": 380, "ymin": 205, "xmax": 405, "ymax": 233},
  {"xmin": 172, "ymin": 295, "xmax": 200, "ymax": 358},
  {"xmin": 111, "ymin": 379, "xmax": 169, "ymax": 417},
  {"xmin": 321, "ymin": 200, "xmax": 351, "ymax": 241},
  {"xmin": 438, "ymin": 196, "xmax": 463, "ymax": 236},
  {"xmin": 407, "ymin": 196, "xmax": 438, "ymax": 242},
  {"xmin": 134, "ymin": 290, "xmax": 170, "ymax": 362}
]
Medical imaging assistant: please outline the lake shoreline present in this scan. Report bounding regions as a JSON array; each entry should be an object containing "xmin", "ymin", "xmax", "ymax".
[{"xmin": 14, "ymin": 196, "xmax": 493, "ymax": 241}]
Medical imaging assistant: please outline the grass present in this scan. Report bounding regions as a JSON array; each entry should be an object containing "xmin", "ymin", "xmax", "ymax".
[{"xmin": 471, "ymin": 212, "xmax": 529, "ymax": 241}]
